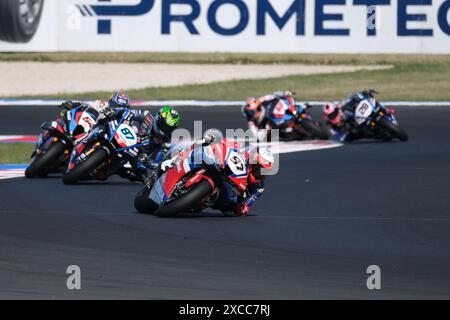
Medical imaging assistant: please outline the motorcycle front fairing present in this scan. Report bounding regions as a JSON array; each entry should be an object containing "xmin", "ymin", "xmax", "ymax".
[
  {"xmin": 69, "ymin": 111, "xmax": 150, "ymax": 178},
  {"xmin": 32, "ymin": 119, "xmax": 70, "ymax": 161},
  {"xmin": 267, "ymin": 98, "xmax": 297, "ymax": 126},
  {"xmin": 67, "ymin": 106, "xmax": 99, "ymax": 142}
]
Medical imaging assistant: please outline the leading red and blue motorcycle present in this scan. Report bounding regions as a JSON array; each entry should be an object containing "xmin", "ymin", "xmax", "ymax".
[{"xmin": 134, "ymin": 139, "xmax": 251, "ymax": 217}]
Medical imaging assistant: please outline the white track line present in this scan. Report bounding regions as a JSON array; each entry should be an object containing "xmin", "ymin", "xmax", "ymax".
[
  {"xmin": 0, "ymin": 169, "xmax": 25, "ymax": 181},
  {"xmin": 0, "ymin": 141, "xmax": 341, "ymax": 181}
]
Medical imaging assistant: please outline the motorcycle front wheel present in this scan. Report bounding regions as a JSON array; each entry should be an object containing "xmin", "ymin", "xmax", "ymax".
[
  {"xmin": 157, "ymin": 180, "xmax": 213, "ymax": 217},
  {"xmin": 378, "ymin": 117, "xmax": 409, "ymax": 142},
  {"xmin": 25, "ymin": 140, "xmax": 66, "ymax": 178},
  {"xmin": 134, "ymin": 186, "xmax": 159, "ymax": 214},
  {"xmin": 62, "ymin": 148, "xmax": 108, "ymax": 185}
]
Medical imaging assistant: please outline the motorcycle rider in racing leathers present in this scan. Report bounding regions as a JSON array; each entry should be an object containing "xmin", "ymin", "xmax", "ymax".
[
  {"xmin": 323, "ymin": 90, "xmax": 379, "ymax": 142},
  {"xmin": 242, "ymin": 91, "xmax": 297, "ymax": 137},
  {"xmin": 158, "ymin": 129, "xmax": 275, "ymax": 216},
  {"xmin": 61, "ymin": 92, "xmax": 181, "ymax": 182},
  {"xmin": 323, "ymin": 102, "xmax": 348, "ymax": 142}
]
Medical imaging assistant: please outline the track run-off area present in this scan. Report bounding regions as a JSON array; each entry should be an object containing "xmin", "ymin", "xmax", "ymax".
[{"xmin": 0, "ymin": 105, "xmax": 449, "ymax": 299}]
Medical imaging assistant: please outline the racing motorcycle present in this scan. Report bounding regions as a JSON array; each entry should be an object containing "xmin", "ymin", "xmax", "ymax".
[
  {"xmin": 265, "ymin": 97, "xmax": 330, "ymax": 141},
  {"xmin": 134, "ymin": 139, "xmax": 250, "ymax": 217},
  {"xmin": 62, "ymin": 109, "xmax": 148, "ymax": 185},
  {"xmin": 347, "ymin": 92, "xmax": 408, "ymax": 142},
  {"xmin": 25, "ymin": 105, "xmax": 100, "ymax": 178}
]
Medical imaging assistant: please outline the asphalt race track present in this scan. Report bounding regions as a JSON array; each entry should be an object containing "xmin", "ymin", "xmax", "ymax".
[{"xmin": 0, "ymin": 105, "xmax": 450, "ymax": 299}]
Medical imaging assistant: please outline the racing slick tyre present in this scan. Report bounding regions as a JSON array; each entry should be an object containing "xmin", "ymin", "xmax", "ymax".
[
  {"xmin": 62, "ymin": 148, "xmax": 108, "ymax": 185},
  {"xmin": 378, "ymin": 117, "xmax": 409, "ymax": 142},
  {"xmin": 25, "ymin": 140, "xmax": 66, "ymax": 178},
  {"xmin": 134, "ymin": 187, "xmax": 159, "ymax": 214},
  {"xmin": 300, "ymin": 119, "xmax": 330, "ymax": 140},
  {"xmin": 0, "ymin": 0, "xmax": 44, "ymax": 43},
  {"xmin": 158, "ymin": 180, "xmax": 213, "ymax": 217}
]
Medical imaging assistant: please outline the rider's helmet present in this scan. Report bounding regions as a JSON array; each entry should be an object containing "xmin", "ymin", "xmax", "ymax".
[
  {"xmin": 108, "ymin": 91, "xmax": 130, "ymax": 109},
  {"xmin": 323, "ymin": 102, "xmax": 341, "ymax": 125},
  {"xmin": 203, "ymin": 128, "xmax": 224, "ymax": 145},
  {"xmin": 245, "ymin": 97, "xmax": 260, "ymax": 111},
  {"xmin": 283, "ymin": 90, "xmax": 295, "ymax": 97},
  {"xmin": 153, "ymin": 106, "xmax": 180, "ymax": 139}
]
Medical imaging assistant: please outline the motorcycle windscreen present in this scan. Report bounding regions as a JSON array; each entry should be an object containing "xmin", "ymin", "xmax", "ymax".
[{"xmin": 75, "ymin": 110, "xmax": 97, "ymax": 134}]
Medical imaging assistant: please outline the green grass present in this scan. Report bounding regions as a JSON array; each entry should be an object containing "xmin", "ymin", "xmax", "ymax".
[
  {"xmin": 1, "ymin": 52, "xmax": 449, "ymax": 65},
  {"xmin": 31, "ymin": 61, "xmax": 450, "ymax": 101},
  {"xmin": 0, "ymin": 143, "xmax": 33, "ymax": 164},
  {"xmin": 4, "ymin": 52, "xmax": 450, "ymax": 101}
]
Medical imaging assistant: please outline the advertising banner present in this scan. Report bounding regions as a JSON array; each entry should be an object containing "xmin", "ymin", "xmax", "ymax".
[{"xmin": 0, "ymin": 0, "xmax": 449, "ymax": 53}]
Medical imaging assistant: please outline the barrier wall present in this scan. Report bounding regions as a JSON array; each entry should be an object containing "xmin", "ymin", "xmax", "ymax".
[{"xmin": 1, "ymin": 0, "xmax": 449, "ymax": 53}]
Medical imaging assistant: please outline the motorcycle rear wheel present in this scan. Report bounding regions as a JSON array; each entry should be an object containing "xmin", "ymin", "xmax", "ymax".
[
  {"xmin": 62, "ymin": 148, "xmax": 108, "ymax": 185},
  {"xmin": 25, "ymin": 140, "xmax": 66, "ymax": 178},
  {"xmin": 158, "ymin": 180, "xmax": 213, "ymax": 217}
]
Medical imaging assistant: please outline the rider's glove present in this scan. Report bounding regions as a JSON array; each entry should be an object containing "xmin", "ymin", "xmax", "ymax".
[{"xmin": 160, "ymin": 159, "xmax": 175, "ymax": 172}]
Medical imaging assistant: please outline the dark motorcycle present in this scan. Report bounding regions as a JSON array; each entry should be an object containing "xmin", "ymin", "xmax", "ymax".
[
  {"xmin": 347, "ymin": 92, "xmax": 408, "ymax": 142},
  {"xmin": 25, "ymin": 105, "xmax": 99, "ymax": 178},
  {"xmin": 62, "ymin": 109, "xmax": 149, "ymax": 185}
]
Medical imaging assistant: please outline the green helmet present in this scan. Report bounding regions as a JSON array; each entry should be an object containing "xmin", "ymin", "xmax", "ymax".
[{"xmin": 155, "ymin": 106, "xmax": 180, "ymax": 138}]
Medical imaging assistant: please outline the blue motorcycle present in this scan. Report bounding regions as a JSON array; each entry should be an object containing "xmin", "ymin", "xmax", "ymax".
[
  {"xmin": 265, "ymin": 97, "xmax": 330, "ymax": 140},
  {"xmin": 347, "ymin": 91, "xmax": 408, "ymax": 142},
  {"xmin": 62, "ymin": 109, "xmax": 150, "ymax": 184}
]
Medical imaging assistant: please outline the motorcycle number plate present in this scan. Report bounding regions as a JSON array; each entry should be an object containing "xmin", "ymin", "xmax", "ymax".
[
  {"xmin": 273, "ymin": 100, "xmax": 289, "ymax": 117},
  {"xmin": 227, "ymin": 151, "xmax": 247, "ymax": 176},
  {"xmin": 355, "ymin": 100, "xmax": 373, "ymax": 125},
  {"xmin": 116, "ymin": 124, "xmax": 137, "ymax": 147},
  {"xmin": 78, "ymin": 112, "xmax": 96, "ymax": 133}
]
